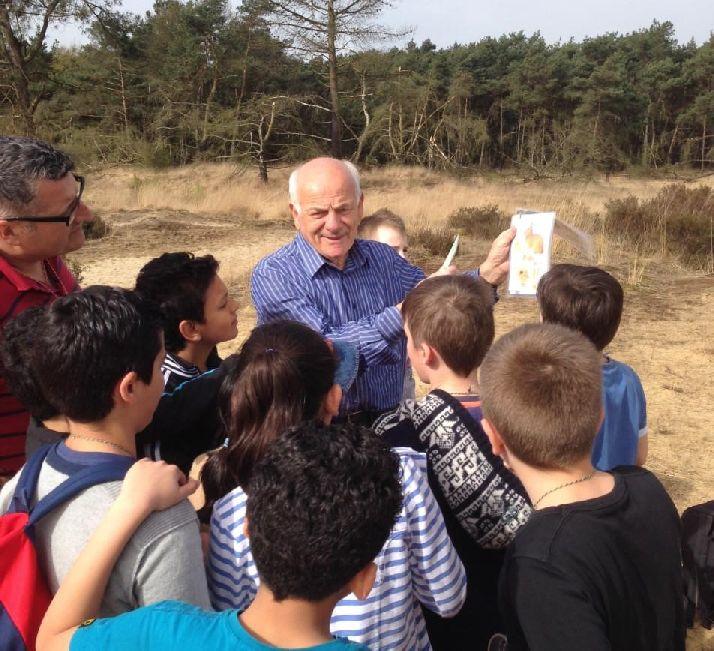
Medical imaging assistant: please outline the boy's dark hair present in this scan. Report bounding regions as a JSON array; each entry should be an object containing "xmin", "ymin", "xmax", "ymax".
[
  {"xmin": 537, "ymin": 264, "xmax": 624, "ymax": 351},
  {"xmin": 0, "ymin": 306, "xmax": 58, "ymax": 422},
  {"xmin": 31, "ymin": 286, "xmax": 163, "ymax": 422},
  {"xmin": 402, "ymin": 275, "xmax": 495, "ymax": 376},
  {"xmin": 135, "ymin": 252, "xmax": 219, "ymax": 353},
  {"xmin": 201, "ymin": 321, "xmax": 336, "ymax": 504},
  {"xmin": 480, "ymin": 323, "xmax": 602, "ymax": 470},
  {"xmin": 0, "ymin": 136, "xmax": 75, "ymax": 212},
  {"xmin": 358, "ymin": 208, "xmax": 406, "ymax": 238},
  {"xmin": 247, "ymin": 421, "xmax": 402, "ymax": 602}
]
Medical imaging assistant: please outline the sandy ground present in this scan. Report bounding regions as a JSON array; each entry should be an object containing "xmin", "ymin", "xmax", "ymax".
[{"xmin": 70, "ymin": 169, "xmax": 714, "ymax": 648}]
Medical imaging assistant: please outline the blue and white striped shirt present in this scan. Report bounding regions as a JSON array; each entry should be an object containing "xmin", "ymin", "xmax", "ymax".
[
  {"xmin": 208, "ymin": 448, "xmax": 467, "ymax": 650},
  {"xmin": 251, "ymin": 234, "xmax": 424, "ymax": 413}
]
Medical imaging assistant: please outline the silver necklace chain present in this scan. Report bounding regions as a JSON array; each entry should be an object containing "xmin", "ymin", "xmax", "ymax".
[
  {"xmin": 67, "ymin": 434, "xmax": 134, "ymax": 458},
  {"xmin": 533, "ymin": 472, "xmax": 597, "ymax": 509}
]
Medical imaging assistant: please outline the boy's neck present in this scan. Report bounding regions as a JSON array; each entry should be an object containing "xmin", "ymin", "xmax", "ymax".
[
  {"xmin": 429, "ymin": 366, "xmax": 479, "ymax": 396},
  {"xmin": 176, "ymin": 341, "xmax": 213, "ymax": 372},
  {"xmin": 63, "ymin": 417, "xmax": 137, "ymax": 458},
  {"xmin": 239, "ymin": 584, "xmax": 335, "ymax": 648},
  {"xmin": 511, "ymin": 456, "xmax": 615, "ymax": 510}
]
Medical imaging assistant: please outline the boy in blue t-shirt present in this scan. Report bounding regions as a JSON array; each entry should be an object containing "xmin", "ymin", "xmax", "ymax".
[
  {"xmin": 37, "ymin": 422, "xmax": 402, "ymax": 651},
  {"xmin": 537, "ymin": 264, "xmax": 647, "ymax": 470}
]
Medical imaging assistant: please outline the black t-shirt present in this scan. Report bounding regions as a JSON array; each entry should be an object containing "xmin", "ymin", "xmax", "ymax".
[{"xmin": 499, "ymin": 466, "xmax": 685, "ymax": 651}]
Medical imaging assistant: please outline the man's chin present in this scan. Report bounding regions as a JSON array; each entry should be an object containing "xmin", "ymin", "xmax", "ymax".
[
  {"xmin": 319, "ymin": 237, "xmax": 351, "ymax": 256},
  {"xmin": 64, "ymin": 231, "xmax": 86, "ymax": 254}
]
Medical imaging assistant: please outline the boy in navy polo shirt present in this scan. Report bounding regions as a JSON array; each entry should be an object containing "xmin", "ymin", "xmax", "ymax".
[
  {"xmin": 135, "ymin": 252, "xmax": 239, "ymax": 392},
  {"xmin": 537, "ymin": 264, "xmax": 648, "ymax": 471}
]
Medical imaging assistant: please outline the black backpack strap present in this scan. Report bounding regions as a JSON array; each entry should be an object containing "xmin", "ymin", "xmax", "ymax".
[
  {"xmin": 7, "ymin": 443, "xmax": 57, "ymax": 515},
  {"xmin": 27, "ymin": 455, "xmax": 135, "ymax": 527}
]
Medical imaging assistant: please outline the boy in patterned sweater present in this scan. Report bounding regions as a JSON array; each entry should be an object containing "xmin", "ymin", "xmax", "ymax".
[{"xmin": 374, "ymin": 275, "xmax": 531, "ymax": 650}]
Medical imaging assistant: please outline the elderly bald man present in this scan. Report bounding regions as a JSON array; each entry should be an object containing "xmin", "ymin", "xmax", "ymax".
[{"xmin": 251, "ymin": 157, "xmax": 513, "ymax": 421}]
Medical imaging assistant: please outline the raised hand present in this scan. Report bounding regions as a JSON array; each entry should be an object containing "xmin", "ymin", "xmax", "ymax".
[{"xmin": 478, "ymin": 227, "xmax": 516, "ymax": 286}]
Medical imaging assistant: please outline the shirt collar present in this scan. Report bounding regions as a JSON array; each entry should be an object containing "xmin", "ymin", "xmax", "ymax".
[
  {"xmin": 0, "ymin": 255, "xmax": 59, "ymax": 293},
  {"xmin": 293, "ymin": 233, "xmax": 368, "ymax": 278}
]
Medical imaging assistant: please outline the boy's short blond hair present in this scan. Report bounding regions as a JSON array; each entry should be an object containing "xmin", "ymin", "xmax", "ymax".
[
  {"xmin": 480, "ymin": 323, "xmax": 602, "ymax": 470},
  {"xmin": 358, "ymin": 208, "xmax": 407, "ymax": 238}
]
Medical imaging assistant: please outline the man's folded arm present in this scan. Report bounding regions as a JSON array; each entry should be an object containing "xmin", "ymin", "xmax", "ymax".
[{"xmin": 252, "ymin": 266, "xmax": 404, "ymax": 367}]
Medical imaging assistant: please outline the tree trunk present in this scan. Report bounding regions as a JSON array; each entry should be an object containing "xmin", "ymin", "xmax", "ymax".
[
  {"xmin": 202, "ymin": 74, "xmax": 218, "ymax": 144},
  {"xmin": 667, "ymin": 123, "xmax": 679, "ymax": 163},
  {"xmin": 326, "ymin": 0, "xmax": 341, "ymax": 157},
  {"xmin": 353, "ymin": 71, "xmax": 370, "ymax": 162},
  {"xmin": 258, "ymin": 155, "xmax": 268, "ymax": 182},
  {"xmin": 0, "ymin": 5, "xmax": 35, "ymax": 134},
  {"xmin": 702, "ymin": 118, "xmax": 707, "ymax": 172},
  {"xmin": 118, "ymin": 56, "xmax": 129, "ymax": 133}
]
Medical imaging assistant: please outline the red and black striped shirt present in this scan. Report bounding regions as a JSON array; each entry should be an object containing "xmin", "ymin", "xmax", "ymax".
[{"xmin": 0, "ymin": 255, "xmax": 79, "ymax": 475}]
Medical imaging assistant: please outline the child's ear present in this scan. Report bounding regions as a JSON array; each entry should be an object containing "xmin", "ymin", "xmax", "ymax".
[
  {"xmin": 243, "ymin": 518, "xmax": 250, "ymax": 540},
  {"xmin": 320, "ymin": 384, "xmax": 342, "ymax": 424},
  {"xmin": 422, "ymin": 342, "xmax": 440, "ymax": 369},
  {"xmin": 482, "ymin": 417, "xmax": 507, "ymax": 460},
  {"xmin": 117, "ymin": 371, "xmax": 139, "ymax": 404},
  {"xmin": 178, "ymin": 319, "xmax": 202, "ymax": 343},
  {"xmin": 348, "ymin": 562, "xmax": 377, "ymax": 601}
]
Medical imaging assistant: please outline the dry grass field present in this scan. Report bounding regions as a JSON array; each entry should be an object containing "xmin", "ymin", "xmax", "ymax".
[{"xmin": 71, "ymin": 164, "xmax": 713, "ymax": 648}]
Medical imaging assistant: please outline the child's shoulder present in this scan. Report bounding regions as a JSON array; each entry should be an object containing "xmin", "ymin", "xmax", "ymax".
[
  {"xmin": 603, "ymin": 357, "xmax": 642, "ymax": 383},
  {"xmin": 212, "ymin": 484, "xmax": 248, "ymax": 523}
]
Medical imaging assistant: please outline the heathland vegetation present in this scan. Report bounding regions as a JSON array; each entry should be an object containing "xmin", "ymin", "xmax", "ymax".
[{"xmin": 1, "ymin": 1, "xmax": 713, "ymax": 180}]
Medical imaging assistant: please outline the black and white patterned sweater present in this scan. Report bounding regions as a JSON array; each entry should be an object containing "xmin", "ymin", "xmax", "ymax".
[{"xmin": 373, "ymin": 389, "xmax": 532, "ymax": 549}]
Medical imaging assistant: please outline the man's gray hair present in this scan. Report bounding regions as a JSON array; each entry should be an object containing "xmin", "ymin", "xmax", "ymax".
[
  {"xmin": 288, "ymin": 159, "xmax": 361, "ymax": 214},
  {"xmin": 0, "ymin": 137, "xmax": 75, "ymax": 214}
]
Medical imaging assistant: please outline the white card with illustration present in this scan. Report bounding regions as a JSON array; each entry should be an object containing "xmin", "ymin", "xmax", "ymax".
[{"xmin": 508, "ymin": 211, "xmax": 556, "ymax": 296}]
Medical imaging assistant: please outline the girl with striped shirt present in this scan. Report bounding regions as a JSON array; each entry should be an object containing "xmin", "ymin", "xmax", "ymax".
[{"xmin": 203, "ymin": 321, "xmax": 466, "ymax": 650}]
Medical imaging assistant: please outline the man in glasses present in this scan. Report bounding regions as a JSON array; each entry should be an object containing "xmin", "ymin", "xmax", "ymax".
[{"xmin": 0, "ymin": 136, "xmax": 94, "ymax": 480}]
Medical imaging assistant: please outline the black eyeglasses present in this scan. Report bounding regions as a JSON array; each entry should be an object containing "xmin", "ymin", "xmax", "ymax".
[{"xmin": 3, "ymin": 175, "xmax": 85, "ymax": 227}]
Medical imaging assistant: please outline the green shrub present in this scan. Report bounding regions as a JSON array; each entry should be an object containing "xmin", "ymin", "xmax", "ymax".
[
  {"xmin": 83, "ymin": 213, "xmax": 110, "ymax": 240},
  {"xmin": 446, "ymin": 205, "xmax": 508, "ymax": 241},
  {"xmin": 604, "ymin": 184, "xmax": 713, "ymax": 271},
  {"xmin": 410, "ymin": 227, "xmax": 454, "ymax": 256}
]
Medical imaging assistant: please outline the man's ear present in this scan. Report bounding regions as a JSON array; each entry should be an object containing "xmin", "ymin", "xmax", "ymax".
[
  {"xmin": 0, "ymin": 220, "xmax": 23, "ymax": 247},
  {"xmin": 289, "ymin": 203, "xmax": 300, "ymax": 229},
  {"xmin": 321, "ymin": 384, "xmax": 342, "ymax": 423},
  {"xmin": 117, "ymin": 371, "xmax": 139, "ymax": 405},
  {"xmin": 347, "ymin": 562, "xmax": 377, "ymax": 601},
  {"xmin": 356, "ymin": 192, "xmax": 364, "ymax": 219},
  {"xmin": 178, "ymin": 319, "xmax": 202, "ymax": 343},
  {"xmin": 481, "ymin": 417, "xmax": 507, "ymax": 459}
]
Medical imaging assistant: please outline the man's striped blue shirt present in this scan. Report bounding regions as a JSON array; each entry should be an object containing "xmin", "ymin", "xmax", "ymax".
[
  {"xmin": 251, "ymin": 234, "xmax": 424, "ymax": 413},
  {"xmin": 207, "ymin": 448, "xmax": 467, "ymax": 650}
]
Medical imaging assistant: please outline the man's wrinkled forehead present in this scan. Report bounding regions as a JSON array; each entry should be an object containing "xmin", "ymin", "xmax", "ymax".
[{"xmin": 294, "ymin": 159, "xmax": 360, "ymax": 204}]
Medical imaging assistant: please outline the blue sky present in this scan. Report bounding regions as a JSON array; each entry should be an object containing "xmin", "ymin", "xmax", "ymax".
[{"xmin": 50, "ymin": 0, "xmax": 713, "ymax": 48}]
